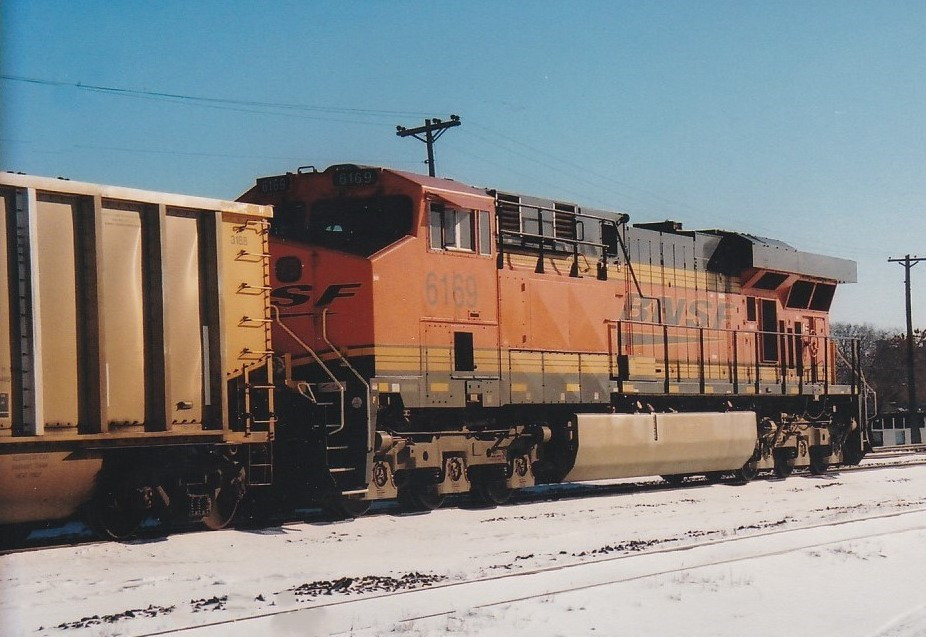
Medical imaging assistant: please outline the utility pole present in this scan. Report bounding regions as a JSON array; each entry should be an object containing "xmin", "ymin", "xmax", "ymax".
[
  {"xmin": 889, "ymin": 254, "xmax": 924, "ymax": 441},
  {"xmin": 396, "ymin": 115, "xmax": 461, "ymax": 177}
]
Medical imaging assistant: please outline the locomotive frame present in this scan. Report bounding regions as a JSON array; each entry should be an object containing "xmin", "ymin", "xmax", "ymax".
[{"xmin": 240, "ymin": 164, "xmax": 868, "ymax": 515}]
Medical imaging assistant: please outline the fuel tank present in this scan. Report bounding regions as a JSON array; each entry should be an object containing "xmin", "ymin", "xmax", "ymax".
[{"xmin": 564, "ymin": 411, "xmax": 758, "ymax": 482}]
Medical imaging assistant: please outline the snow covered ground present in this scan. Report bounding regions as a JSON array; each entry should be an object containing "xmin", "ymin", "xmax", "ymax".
[{"xmin": 4, "ymin": 455, "xmax": 926, "ymax": 636}]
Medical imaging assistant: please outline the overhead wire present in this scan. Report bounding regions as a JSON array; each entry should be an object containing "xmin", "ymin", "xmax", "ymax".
[
  {"xmin": 449, "ymin": 143, "xmax": 618, "ymax": 208},
  {"xmin": 461, "ymin": 121, "xmax": 869, "ymax": 259},
  {"xmin": 2, "ymin": 73, "xmax": 871, "ymax": 258},
  {"xmin": 468, "ymin": 122, "xmax": 701, "ymax": 214},
  {"xmin": 1, "ymin": 74, "xmax": 432, "ymax": 120},
  {"xmin": 73, "ymin": 143, "xmax": 423, "ymax": 167}
]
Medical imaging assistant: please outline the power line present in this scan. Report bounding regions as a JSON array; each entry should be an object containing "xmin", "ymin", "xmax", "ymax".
[
  {"xmin": 1, "ymin": 73, "xmax": 432, "ymax": 120},
  {"xmin": 462, "ymin": 122, "xmax": 870, "ymax": 259},
  {"xmin": 0, "ymin": 75, "xmax": 879, "ymax": 260}
]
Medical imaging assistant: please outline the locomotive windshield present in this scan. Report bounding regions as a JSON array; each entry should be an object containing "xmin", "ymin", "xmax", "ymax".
[{"xmin": 271, "ymin": 195, "xmax": 413, "ymax": 256}]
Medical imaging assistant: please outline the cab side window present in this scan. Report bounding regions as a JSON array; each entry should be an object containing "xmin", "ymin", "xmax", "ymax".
[{"xmin": 429, "ymin": 203, "xmax": 490, "ymax": 254}]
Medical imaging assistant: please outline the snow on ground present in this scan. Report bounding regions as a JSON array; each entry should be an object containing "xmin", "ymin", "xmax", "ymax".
[{"xmin": 3, "ymin": 455, "xmax": 926, "ymax": 636}]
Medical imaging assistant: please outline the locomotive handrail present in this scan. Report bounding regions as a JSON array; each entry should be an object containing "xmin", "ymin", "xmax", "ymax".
[
  {"xmin": 497, "ymin": 227, "xmax": 609, "ymax": 277},
  {"xmin": 613, "ymin": 227, "xmax": 664, "ymax": 325},
  {"xmin": 494, "ymin": 192, "xmax": 627, "ymax": 280},
  {"xmin": 492, "ymin": 196, "xmax": 630, "ymax": 225},
  {"xmin": 607, "ymin": 318, "xmax": 861, "ymax": 397},
  {"xmin": 270, "ymin": 305, "xmax": 346, "ymax": 434},
  {"xmin": 834, "ymin": 340, "xmax": 877, "ymax": 425},
  {"xmin": 496, "ymin": 228, "xmax": 607, "ymax": 251},
  {"xmin": 321, "ymin": 308, "xmax": 373, "ymax": 450},
  {"xmin": 607, "ymin": 317, "xmax": 865, "ymax": 342}
]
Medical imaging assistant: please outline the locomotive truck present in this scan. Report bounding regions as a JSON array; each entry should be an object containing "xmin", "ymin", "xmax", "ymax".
[{"xmin": 0, "ymin": 166, "xmax": 867, "ymax": 540}]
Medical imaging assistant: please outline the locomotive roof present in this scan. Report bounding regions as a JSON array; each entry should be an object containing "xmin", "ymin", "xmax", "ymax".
[
  {"xmin": 387, "ymin": 168, "xmax": 633, "ymax": 223},
  {"xmin": 704, "ymin": 229, "xmax": 857, "ymax": 283},
  {"xmin": 390, "ymin": 169, "xmax": 492, "ymax": 198},
  {"xmin": 390, "ymin": 169, "xmax": 495, "ymax": 211},
  {"xmin": 334, "ymin": 167, "xmax": 856, "ymax": 283}
]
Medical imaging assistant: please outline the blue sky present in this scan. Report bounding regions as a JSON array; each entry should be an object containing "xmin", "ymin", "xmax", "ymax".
[{"xmin": 2, "ymin": 1, "xmax": 924, "ymax": 329}]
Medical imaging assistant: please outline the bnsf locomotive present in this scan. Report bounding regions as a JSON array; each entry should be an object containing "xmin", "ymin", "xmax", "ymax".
[{"xmin": 0, "ymin": 166, "xmax": 867, "ymax": 540}]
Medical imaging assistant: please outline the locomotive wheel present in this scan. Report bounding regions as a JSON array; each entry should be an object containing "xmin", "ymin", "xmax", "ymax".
[
  {"xmin": 733, "ymin": 459, "xmax": 759, "ymax": 484},
  {"xmin": 842, "ymin": 443, "xmax": 865, "ymax": 466},
  {"xmin": 841, "ymin": 429, "xmax": 866, "ymax": 466},
  {"xmin": 472, "ymin": 476, "xmax": 513, "ymax": 506},
  {"xmin": 398, "ymin": 484, "xmax": 445, "ymax": 512},
  {"xmin": 661, "ymin": 474, "xmax": 686, "ymax": 486},
  {"xmin": 87, "ymin": 484, "xmax": 149, "ymax": 540},
  {"xmin": 809, "ymin": 453, "xmax": 830, "ymax": 476},
  {"xmin": 202, "ymin": 465, "xmax": 246, "ymax": 531},
  {"xmin": 323, "ymin": 495, "xmax": 373, "ymax": 520},
  {"xmin": 773, "ymin": 455, "xmax": 795, "ymax": 479}
]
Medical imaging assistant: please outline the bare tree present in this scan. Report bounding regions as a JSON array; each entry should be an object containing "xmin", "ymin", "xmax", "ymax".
[{"xmin": 832, "ymin": 322, "xmax": 926, "ymax": 413}]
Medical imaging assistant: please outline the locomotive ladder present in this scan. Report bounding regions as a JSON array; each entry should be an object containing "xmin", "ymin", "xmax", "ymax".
[
  {"xmin": 271, "ymin": 306, "xmax": 370, "ymax": 498},
  {"xmin": 319, "ymin": 308, "xmax": 373, "ymax": 496}
]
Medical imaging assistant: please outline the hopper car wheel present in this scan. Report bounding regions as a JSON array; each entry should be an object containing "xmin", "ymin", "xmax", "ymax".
[
  {"xmin": 773, "ymin": 455, "xmax": 795, "ymax": 479},
  {"xmin": 472, "ymin": 477, "xmax": 513, "ymax": 505},
  {"xmin": 661, "ymin": 474, "xmax": 686, "ymax": 487},
  {"xmin": 324, "ymin": 495, "xmax": 373, "ymax": 520},
  {"xmin": 398, "ymin": 484, "xmax": 445, "ymax": 512},
  {"xmin": 734, "ymin": 459, "xmax": 759, "ymax": 484},
  {"xmin": 809, "ymin": 453, "xmax": 830, "ymax": 476},
  {"xmin": 87, "ymin": 484, "xmax": 149, "ymax": 540},
  {"xmin": 202, "ymin": 465, "xmax": 246, "ymax": 531},
  {"xmin": 704, "ymin": 472, "xmax": 724, "ymax": 484}
]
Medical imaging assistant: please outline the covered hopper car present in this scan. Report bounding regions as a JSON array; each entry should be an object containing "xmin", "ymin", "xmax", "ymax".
[
  {"xmin": 0, "ymin": 166, "xmax": 869, "ymax": 540},
  {"xmin": 0, "ymin": 174, "xmax": 275, "ymax": 539}
]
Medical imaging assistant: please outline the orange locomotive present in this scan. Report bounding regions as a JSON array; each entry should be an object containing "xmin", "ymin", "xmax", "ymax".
[{"xmin": 240, "ymin": 164, "xmax": 866, "ymax": 515}]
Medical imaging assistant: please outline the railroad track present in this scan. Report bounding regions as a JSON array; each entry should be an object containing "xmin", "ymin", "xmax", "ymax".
[
  {"xmin": 4, "ymin": 450, "xmax": 926, "ymax": 556},
  {"xmin": 146, "ymin": 504, "xmax": 926, "ymax": 636}
]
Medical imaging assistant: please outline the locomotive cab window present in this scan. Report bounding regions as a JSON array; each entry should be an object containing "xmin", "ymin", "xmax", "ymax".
[
  {"xmin": 310, "ymin": 195, "xmax": 413, "ymax": 256},
  {"xmin": 273, "ymin": 195, "xmax": 413, "ymax": 257},
  {"xmin": 430, "ymin": 203, "xmax": 491, "ymax": 255}
]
